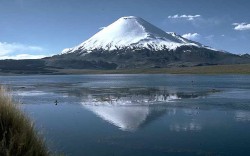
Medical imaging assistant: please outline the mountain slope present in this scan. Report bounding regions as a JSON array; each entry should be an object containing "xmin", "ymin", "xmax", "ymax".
[
  {"xmin": 62, "ymin": 16, "xmax": 204, "ymax": 54},
  {"xmin": 49, "ymin": 16, "xmax": 250, "ymax": 69}
]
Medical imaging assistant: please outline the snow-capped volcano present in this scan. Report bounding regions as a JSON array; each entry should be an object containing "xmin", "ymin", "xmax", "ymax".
[
  {"xmin": 52, "ymin": 16, "xmax": 250, "ymax": 69},
  {"xmin": 62, "ymin": 16, "xmax": 203, "ymax": 54}
]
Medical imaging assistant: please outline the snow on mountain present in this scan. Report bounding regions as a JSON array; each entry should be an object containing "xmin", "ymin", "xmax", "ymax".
[{"xmin": 62, "ymin": 16, "xmax": 204, "ymax": 54}]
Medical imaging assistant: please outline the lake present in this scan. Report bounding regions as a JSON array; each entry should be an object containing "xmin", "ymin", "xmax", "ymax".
[{"xmin": 1, "ymin": 74, "xmax": 250, "ymax": 156}]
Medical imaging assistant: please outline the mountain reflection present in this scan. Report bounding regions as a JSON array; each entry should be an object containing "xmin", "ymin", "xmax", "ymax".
[
  {"xmin": 78, "ymin": 87, "xmax": 214, "ymax": 131},
  {"xmin": 83, "ymin": 104, "xmax": 203, "ymax": 132},
  {"xmin": 81, "ymin": 89, "xmax": 178, "ymax": 131},
  {"xmin": 71, "ymin": 87, "xmax": 219, "ymax": 105},
  {"xmin": 83, "ymin": 105, "xmax": 167, "ymax": 131}
]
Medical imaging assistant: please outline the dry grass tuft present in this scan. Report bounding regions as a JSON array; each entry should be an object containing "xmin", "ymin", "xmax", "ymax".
[{"xmin": 0, "ymin": 86, "xmax": 50, "ymax": 156}]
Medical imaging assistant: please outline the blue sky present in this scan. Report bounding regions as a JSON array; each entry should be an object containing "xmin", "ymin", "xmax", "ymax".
[{"xmin": 0, "ymin": 0, "xmax": 250, "ymax": 59}]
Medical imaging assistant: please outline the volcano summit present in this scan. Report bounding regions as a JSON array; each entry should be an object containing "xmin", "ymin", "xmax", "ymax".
[
  {"xmin": 62, "ymin": 16, "xmax": 204, "ymax": 54},
  {"xmin": 47, "ymin": 16, "xmax": 250, "ymax": 69}
]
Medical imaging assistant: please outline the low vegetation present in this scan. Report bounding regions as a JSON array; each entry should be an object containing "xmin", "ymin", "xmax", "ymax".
[
  {"xmin": 0, "ymin": 86, "xmax": 49, "ymax": 156},
  {"xmin": 0, "ymin": 63, "xmax": 249, "ymax": 75},
  {"xmin": 56, "ymin": 63, "xmax": 250, "ymax": 75}
]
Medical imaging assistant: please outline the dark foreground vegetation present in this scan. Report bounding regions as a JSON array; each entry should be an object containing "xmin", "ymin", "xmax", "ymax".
[{"xmin": 0, "ymin": 86, "xmax": 49, "ymax": 156}]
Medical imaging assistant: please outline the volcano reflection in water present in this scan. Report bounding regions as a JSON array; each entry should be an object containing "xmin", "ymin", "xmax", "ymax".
[{"xmin": 80, "ymin": 88, "xmax": 216, "ymax": 131}]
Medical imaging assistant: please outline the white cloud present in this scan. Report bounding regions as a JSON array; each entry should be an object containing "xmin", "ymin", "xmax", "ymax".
[
  {"xmin": 168, "ymin": 14, "xmax": 201, "ymax": 21},
  {"xmin": 0, "ymin": 42, "xmax": 46, "ymax": 60},
  {"xmin": 167, "ymin": 15, "xmax": 221, "ymax": 28},
  {"xmin": 0, "ymin": 42, "xmax": 44, "ymax": 56},
  {"xmin": 233, "ymin": 23, "xmax": 250, "ymax": 31},
  {"xmin": 0, "ymin": 54, "xmax": 46, "ymax": 60},
  {"xmin": 182, "ymin": 33, "xmax": 200, "ymax": 40}
]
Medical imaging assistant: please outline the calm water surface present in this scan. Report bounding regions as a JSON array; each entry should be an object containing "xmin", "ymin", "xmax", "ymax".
[{"xmin": 1, "ymin": 74, "xmax": 250, "ymax": 156}]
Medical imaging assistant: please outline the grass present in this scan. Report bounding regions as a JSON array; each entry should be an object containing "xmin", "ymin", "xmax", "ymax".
[
  {"xmin": 55, "ymin": 63, "xmax": 250, "ymax": 75},
  {"xmin": 0, "ymin": 86, "xmax": 50, "ymax": 156},
  {"xmin": 0, "ymin": 63, "xmax": 249, "ymax": 75}
]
